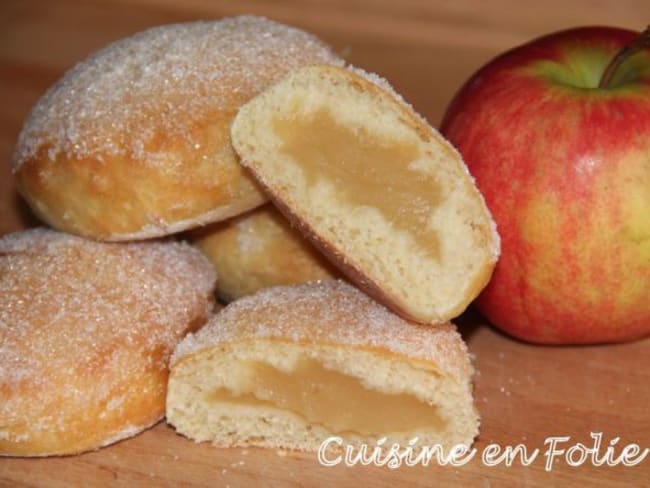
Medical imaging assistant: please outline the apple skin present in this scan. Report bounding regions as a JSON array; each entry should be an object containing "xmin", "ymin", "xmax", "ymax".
[{"xmin": 440, "ymin": 26, "xmax": 650, "ymax": 344}]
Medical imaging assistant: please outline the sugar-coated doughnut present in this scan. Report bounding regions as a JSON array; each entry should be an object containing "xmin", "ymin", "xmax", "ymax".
[
  {"xmin": 231, "ymin": 65, "xmax": 500, "ymax": 324},
  {"xmin": 0, "ymin": 228, "xmax": 216, "ymax": 456},
  {"xmin": 12, "ymin": 16, "xmax": 343, "ymax": 241},
  {"xmin": 167, "ymin": 280, "xmax": 478, "ymax": 452},
  {"xmin": 191, "ymin": 205, "xmax": 339, "ymax": 301}
]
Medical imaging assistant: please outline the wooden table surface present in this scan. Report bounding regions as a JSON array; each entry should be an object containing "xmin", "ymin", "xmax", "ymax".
[{"xmin": 1, "ymin": 1, "xmax": 649, "ymax": 486}]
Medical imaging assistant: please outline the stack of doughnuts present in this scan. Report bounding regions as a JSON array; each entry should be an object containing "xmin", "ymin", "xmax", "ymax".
[
  {"xmin": 3, "ymin": 15, "xmax": 500, "ymax": 457},
  {"xmin": 2, "ymin": 16, "xmax": 343, "ymax": 457}
]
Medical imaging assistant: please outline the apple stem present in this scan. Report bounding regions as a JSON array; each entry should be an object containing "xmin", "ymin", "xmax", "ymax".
[{"xmin": 599, "ymin": 25, "xmax": 650, "ymax": 89}]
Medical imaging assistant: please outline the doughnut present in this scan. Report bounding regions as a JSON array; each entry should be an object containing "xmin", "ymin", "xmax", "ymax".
[
  {"xmin": 167, "ymin": 280, "xmax": 478, "ymax": 452},
  {"xmin": 0, "ymin": 228, "xmax": 216, "ymax": 456},
  {"xmin": 191, "ymin": 204, "xmax": 339, "ymax": 302},
  {"xmin": 231, "ymin": 65, "xmax": 500, "ymax": 325},
  {"xmin": 12, "ymin": 16, "xmax": 344, "ymax": 241}
]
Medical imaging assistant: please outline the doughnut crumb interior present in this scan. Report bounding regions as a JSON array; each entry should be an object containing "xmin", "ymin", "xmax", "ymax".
[
  {"xmin": 167, "ymin": 281, "xmax": 479, "ymax": 452},
  {"xmin": 231, "ymin": 65, "xmax": 500, "ymax": 325}
]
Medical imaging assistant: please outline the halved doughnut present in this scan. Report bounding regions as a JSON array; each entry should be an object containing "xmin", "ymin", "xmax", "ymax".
[
  {"xmin": 231, "ymin": 65, "xmax": 500, "ymax": 324},
  {"xmin": 167, "ymin": 280, "xmax": 479, "ymax": 452}
]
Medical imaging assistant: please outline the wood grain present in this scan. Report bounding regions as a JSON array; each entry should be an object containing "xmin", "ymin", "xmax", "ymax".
[{"xmin": 1, "ymin": 1, "xmax": 649, "ymax": 486}]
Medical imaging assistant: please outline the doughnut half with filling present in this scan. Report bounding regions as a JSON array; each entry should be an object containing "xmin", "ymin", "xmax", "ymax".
[
  {"xmin": 167, "ymin": 280, "xmax": 479, "ymax": 452},
  {"xmin": 230, "ymin": 65, "xmax": 500, "ymax": 324}
]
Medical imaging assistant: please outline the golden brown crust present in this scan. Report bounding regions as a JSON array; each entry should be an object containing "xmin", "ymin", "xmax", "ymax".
[
  {"xmin": 190, "ymin": 205, "xmax": 339, "ymax": 301},
  {"xmin": 0, "ymin": 228, "xmax": 216, "ymax": 456},
  {"xmin": 12, "ymin": 17, "xmax": 343, "ymax": 240},
  {"xmin": 16, "ymin": 132, "xmax": 265, "ymax": 241}
]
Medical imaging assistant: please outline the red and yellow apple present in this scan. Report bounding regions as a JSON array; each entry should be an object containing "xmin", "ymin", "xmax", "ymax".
[{"xmin": 441, "ymin": 26, "xmax": 650, "ymax": 344}]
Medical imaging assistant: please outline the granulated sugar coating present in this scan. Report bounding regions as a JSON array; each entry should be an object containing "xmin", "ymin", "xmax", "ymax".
[
  {"xmin": 10, "ymin": 16, "xmax": 343, "ymax": 241},
  {"xmin": 173, "ymin": 280, "xmax": 472, "ymax": 379},
  {"xmin": 0, "ymin": 228, "xmax": 216, "ymax": 456},
  {"xmin": 12, "ymin": 16, "xmax": 343, "ymax": 165},
  {"xmin": 13, "ymin": 16, "xmax": 343, "ymax": 241}
]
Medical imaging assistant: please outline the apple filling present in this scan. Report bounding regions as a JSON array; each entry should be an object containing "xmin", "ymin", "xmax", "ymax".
[
  {"xmin": 271, "ymin": 108, "xmax": 442, "ymax": 258},
  {"xmin": 208, "ymin": 357, "xmax": 443, "ymax": 436}
]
